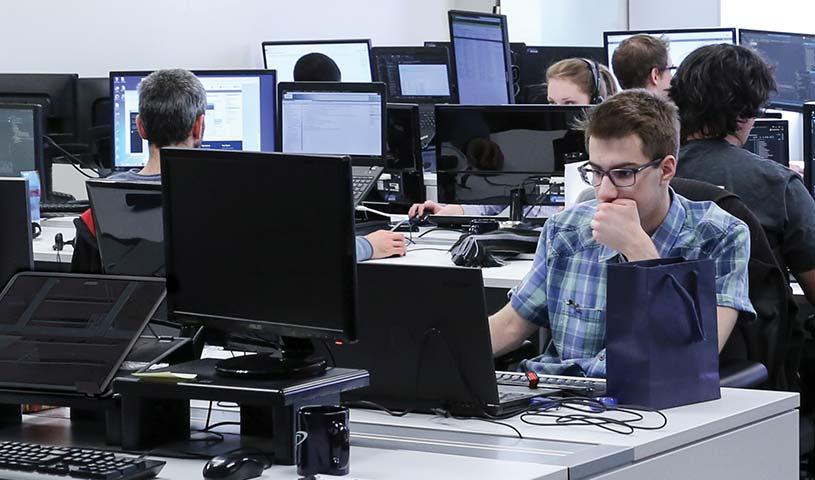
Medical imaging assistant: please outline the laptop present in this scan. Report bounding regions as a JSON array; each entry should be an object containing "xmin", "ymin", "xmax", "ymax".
[
  {"xmin": 327, "ymin": 263, "xmax": 556, "ymax": 416},
  {"xmin": 86, "ymin": 180, "xmax": 164, "ymax": 276},
  {"xmin": 0, "ymin": 272, "xmax": 165, "ymax": 396}
]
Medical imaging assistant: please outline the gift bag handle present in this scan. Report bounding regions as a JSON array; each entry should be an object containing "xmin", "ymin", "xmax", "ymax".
[{"xmin": 664, "ymin": 272, "xmax": 706, "ymax": 342}]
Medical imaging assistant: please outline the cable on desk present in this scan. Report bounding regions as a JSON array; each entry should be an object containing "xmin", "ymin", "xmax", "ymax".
[
  {"xmin": 200, "ymin": 421, "xmax": 242, "ymax": 432},
  {"xmin": 343, "ymin": 400, "xmax": 412, "ymax": 417},
  {"xmin": 436, "ymin": 409, "xmax": 524, "ymax": 439},
  {"xmin": 406, "ymin": 247, "xmax": 452, "ymax": 253},
  {"xmin": 417, "ymin": 227, "xmax": 464, "ymax": 238},
  {"xmin": 519, "ymin": 396, "xmax": 667, "ymax": 435}
]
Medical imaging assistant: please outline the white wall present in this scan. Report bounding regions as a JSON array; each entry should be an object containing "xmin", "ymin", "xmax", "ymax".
[
  {"xmin": 0, "ymin": 0, "xmax": 454, "ymax": 77},
  {"xmin": 503, "ymin": 0, "xmax": 628, "ymax": 46},
  {"xmin": 721, "ymin": 0, "xmax": 815, "ymax": 32},
  {"xmin": 628, "ymin": 0, "xmax": 719, "ymax": 30}
]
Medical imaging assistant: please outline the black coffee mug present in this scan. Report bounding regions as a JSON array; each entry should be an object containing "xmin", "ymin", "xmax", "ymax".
[
  {"xmin": 32, "ymin": 222, "xmax": 41, "ymax": 239},
  {"xmin": 297, "ymin": 405, "xmax": 350, "ymax": 476}
]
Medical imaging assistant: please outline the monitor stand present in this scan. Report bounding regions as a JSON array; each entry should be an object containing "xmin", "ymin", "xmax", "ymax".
[{"xmin": 214, "ymin": 337, "xmax": 327, "ymax": 379}]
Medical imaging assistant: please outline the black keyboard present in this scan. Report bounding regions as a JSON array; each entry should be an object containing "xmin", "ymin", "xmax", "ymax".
[
  {"xmin": 352, "ymin": 166, "xmax": 384, "ymax": 206},
  {"xmin": 41, "ymin": 201, "xmax": 89, "ymax": 214},
  {"xmin": 496, "ymin": 371, "xmax": 606, "ymax": 395},
  {"xmin": 0, "ymin": 441, "xmax": 165, "ymax": 480}
]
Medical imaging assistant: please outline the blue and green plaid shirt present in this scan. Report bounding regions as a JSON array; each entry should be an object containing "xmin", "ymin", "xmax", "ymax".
[{"xmin": 510, "ymin": 190, "xmax": 755, "ymax": 377}]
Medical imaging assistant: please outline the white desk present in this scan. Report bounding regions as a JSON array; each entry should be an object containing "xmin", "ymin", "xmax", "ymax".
[
  {"xmin": 351, "ymin": 388, "xmax": 800, "ymax": 479},
  {"xmin": 33, "ymin": 217, "xmax": 76, "ymax": 265}
]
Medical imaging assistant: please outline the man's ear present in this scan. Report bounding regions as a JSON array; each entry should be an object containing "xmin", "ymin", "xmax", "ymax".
[
  {"xmin": 660, "ymin": 154, "xmax": 677, "ymax": 186},
  {"xmin": 649, "ymin": 67, "xmax": 661, "ymax": 87},
  {"xmin": 191, "ymin": 114, "xmax": 205, "ymax": 141},
  {"xmin": 135, "ymin": 114, "xmax": 147, "ymax": 140}
]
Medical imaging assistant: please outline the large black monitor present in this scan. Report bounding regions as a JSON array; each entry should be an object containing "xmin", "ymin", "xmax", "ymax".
[
  {"xmin": 371, "ymin": 46, "xmax": 453, "ymax": 104},
  {"xmin": 111, "ymin": 70, "xmax": 277, "ymax": 170},
  {"xmin": 0, "ymin": 177, "xmax": 33, "ymax": 289},
  {"xmin": 604, "ymin": 28, "xmax": 736, "ymax": 77},
  {"xmin": 262, "ymin": 39, "xmax": 373, "ymax": 83},
  {"xmin": 386, "ymin": 103, "xmax": 423, "ymax": 171},
  {"xmin": 518, "ymin": 46, "xmax": 606, "ymax": 103},
  {"xmin": 86, "ymin": 180, "xmax": 163, "ymax": 276},
  {"xmin": 743, "ymin": 119, "xmax": 789, "ymax": 166},
  {"xmin": 804, "ymin": 102, "xmax": 815, "ymax": 196},
  {"xmin": 739, "ymin": 29, "xmax": 815, "ymax": 111},
  {"xmin": 435, "ymin": 104, "xmax": 587, "ymax": 206},
  {"xmin": 448, "ymin": 11, "xmax": 514, "ymax": 105},
  {"xmin": 277, "ymin": 82, "xmax": 386, "ymax": 166},
  {"xmin": 76, "ymin": 77, "xmax": 111, "ymax": 168},
  {"xmin": 0, "ymin": 104, "xmax": 44, "ymax": 179},
  {"xmin": 0, "ymin": 74, "xmax": 79, "ymax": 140},
  {"xmin": 161, "ymin": 148, "xmax": 357, "ymax": 378}
]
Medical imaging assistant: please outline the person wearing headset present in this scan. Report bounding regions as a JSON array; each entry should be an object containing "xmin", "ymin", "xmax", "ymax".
[
  {"xmin": 410, "ymin": 58, "xmax": 618, "ymax": 219},
  {"xmin": 292, "ymin": 53, "xmax": 406, "ymax": 260}
]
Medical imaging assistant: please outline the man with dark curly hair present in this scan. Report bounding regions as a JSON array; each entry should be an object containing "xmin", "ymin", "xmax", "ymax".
[{"xmin": 669, "ymin": 44, "xmax": 815, "ymax": 303}]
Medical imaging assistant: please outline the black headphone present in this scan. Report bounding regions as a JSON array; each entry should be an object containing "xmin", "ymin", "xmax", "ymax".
[{"xmin": 581, "ymin": 58, "xmax": 604, "ymax": 104}]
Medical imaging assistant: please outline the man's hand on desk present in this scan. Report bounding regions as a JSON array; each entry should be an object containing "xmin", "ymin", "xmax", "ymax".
[
  {"xmin": 408, "ymin": 200, "xmax": 464, "ymax": 218},
  {"xmin": 366, "ymin": 230, "xmax": 407, "ymax": 259}
]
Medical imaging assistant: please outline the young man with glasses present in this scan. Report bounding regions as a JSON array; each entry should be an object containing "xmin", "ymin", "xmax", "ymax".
[
  {"xmin": 612, "ymin": 34, "xmax": 675, "ymax": 97},
  {"xmin": 489, "ymin": 89, "xmax": 754, "ymax": 377}
]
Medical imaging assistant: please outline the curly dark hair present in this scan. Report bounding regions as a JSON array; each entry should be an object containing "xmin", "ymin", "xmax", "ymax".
[{"xmin": 668, "ymin": 44, "xmax": 776, "ymax": 142}]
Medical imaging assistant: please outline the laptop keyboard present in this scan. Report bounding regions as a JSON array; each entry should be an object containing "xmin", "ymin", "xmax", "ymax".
[{"xmin": 352, "ymin": 166, "xmax": 384, "ymax": 205}]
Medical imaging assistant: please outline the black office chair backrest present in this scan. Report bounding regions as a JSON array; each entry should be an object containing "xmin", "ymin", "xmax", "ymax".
[{"xmin": 670, "ymin": 177, "xmax": 800, "ymax": 391}]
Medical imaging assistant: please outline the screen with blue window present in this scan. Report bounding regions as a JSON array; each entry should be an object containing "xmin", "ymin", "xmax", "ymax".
[
  {"xmin": 448, "ymin": 11, "xmax": 513, "ymax": 105},
  {"xmin": 111, "ymin": 70, "xmax": 277, "ymax": 169}
]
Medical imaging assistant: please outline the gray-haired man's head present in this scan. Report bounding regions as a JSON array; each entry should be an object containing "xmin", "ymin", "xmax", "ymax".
[{"xmin": 137, "ymin": 69, "xmax": 207, "ymax": 148}]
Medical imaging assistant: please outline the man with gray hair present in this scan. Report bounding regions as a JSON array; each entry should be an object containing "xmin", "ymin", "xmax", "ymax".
[{"xmin": 108, "ymin": 68, "xmax": 206, "ymax": 182}]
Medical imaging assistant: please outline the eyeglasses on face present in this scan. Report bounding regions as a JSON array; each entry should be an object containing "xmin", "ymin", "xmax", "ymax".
[{"xmin": 578, "ymin": 156, "xmax": 665, "ymax": 188}]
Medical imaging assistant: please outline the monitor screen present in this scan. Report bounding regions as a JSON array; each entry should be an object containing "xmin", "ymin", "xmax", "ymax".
[
  {"xmin": 448, "ymin": 11, "xmax": 513, "ymax": 105},
  {"xmin": 372, "ymin": 47, "xmax": 452, "ymax": 103},
  {"xmin": 804, "ymin": 102, "xmax": 815, "ymax": 196},
  {"xmin": 604, "ymin": 28, "xmax": 736, "ymax": 77},
  {"xmin": 386, "ymin": 103, "xmax": 423, "ymax": 171},
  {"xmin": 435, "ymin": 105, "xmax": 587, "ymax": 205},
  {"xmin": 161, "ymin": 148, "xmax": 357, "ymax": 342},
  {"xmin": 0, "ymin": 104, "xmax": 43, "ymax": 178},
  {"xmin": 743, "ymin": 119, "xmax": 789, "ymax": 166},
  {"xmin": 111, "ymin": 70, "xmax": 277, "ymax": 169},
  {"xmin": 262, "ymin": 40, "xmax": 373, "ymax": 83},
  {"xmin": 0, "ymin": 74, "xmax": 79, "ymax": 139},
  {"xmin": 739, "ymin": 29, "xmax": 815, "ymax": 110},
  {"xmin": 0, "ymin": 178, "xmax": 33, "ymax": 289},
  {"xmin": 278, "ymin": 82, "xmax": 385, "ymax": 162}
]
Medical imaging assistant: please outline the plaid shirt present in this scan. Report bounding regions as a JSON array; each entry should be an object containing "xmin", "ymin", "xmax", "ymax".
[{"xmin": 510, "ymin": 190, "xmax": 755, "ymax": 377}]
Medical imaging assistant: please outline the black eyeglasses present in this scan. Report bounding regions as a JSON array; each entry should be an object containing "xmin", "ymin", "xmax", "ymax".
[
  {"xmin": 659, "ymin": 65, "xmax": 678, "ymax": 73},
  {"xmin": 578, "ymin": 157, "xmax": 665, "ymax": 188}
]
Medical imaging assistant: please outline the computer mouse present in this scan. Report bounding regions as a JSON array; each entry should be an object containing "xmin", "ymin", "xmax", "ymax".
[{"xmin": 202, "ymin": 452, "xmax": 268, "ymax": 480}]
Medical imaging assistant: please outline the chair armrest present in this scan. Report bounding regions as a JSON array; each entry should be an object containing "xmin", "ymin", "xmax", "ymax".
[{"xmin": 719, "ymin": 361, "xmax": 768, "ymax": 388}]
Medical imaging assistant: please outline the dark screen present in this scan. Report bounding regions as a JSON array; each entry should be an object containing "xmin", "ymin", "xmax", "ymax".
[
  {"xmin": 740, "ymin": 30, "xmax": 815, "ymax": 110},
  {"xmin": 434, "ymin": 105, "xmax": 586, "ymax": 205},
  {"xmin": 743, "ymin": 120, "xmax": 789, "ymax": 166},
  {"xmin": 0, "ymin": 74, "xmax": 78, "ymax": 138},
  {"xmin": 87, "ymin": 181, "xmax": 164, "ymax": 276},
  {"xmin": 386, "ymin": 104, "xmax": 422, "ymax": 171},
  {"xmin": 0, "ymin": 179, "xmax": 32, "ymax": 289},
  {"xmin": 0, "ymin": 274, "xmax": 164, "ymax": 393},
  {"xmin": 161, "ymin": 148, "xmax": 357, "ymax": 341},
  {"xmin": 0, "ymin": 106, "xmax": 40, "ymax": 177}
]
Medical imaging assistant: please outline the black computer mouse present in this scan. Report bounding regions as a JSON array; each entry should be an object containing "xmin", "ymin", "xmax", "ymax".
[{"xmin": 202, "ymin": 453, "xmax": 268, "ymax": 480}]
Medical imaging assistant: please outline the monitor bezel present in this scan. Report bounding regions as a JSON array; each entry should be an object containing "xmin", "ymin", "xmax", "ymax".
[
  {"xmin": 804, "ymin": 102, "xmax": 815, "ymax": 197},
  {"xmin": 160, "ymin": 147, "xmax": 358, "ymax": 342},
  {"xmin": 371, "ymin": 46, "xmax": 454, "ymax": 103},
  {"xmin": 276, "ymin": 81, "xmax": 388, "ymax": 167},
  {"xmin": 0, "ymin": 103, "xmax": 45, "ymax": 180},
  {"xmin": 109, "ymin": 69, "xmax": 278, "ymax": 170},
  {"xmin": 260, "ymin": 38, "xmax": 374, "ymax": 82},
  {"xmin": 447, "ymin": 10, "xmax": 515, "ymax": 105},
  {"xmin": 738, "ymin": 28, "xmax": 815, "ymax": 112},
  {"xmin": 603, "ymin": 27, "xmax": 737, "ymax": 66}
]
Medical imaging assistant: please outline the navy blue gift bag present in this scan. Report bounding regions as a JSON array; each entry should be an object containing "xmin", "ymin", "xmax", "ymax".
[{"xmin": 606, "ymin": 257, "xmax": 720, "ymax": 409}]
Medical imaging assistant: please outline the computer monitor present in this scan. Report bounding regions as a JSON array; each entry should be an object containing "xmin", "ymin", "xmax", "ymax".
[
  {"xmin": 604, "ymin": 28, "xmax": 736, "ymax": 77},
  {"xmin": 804, "ymin": 102, "xmax": 815, "ymax": 196},
  {"xmin": 448, "ymin": 10, "xmax": 514, "ymax": 105},
  {"xmin": 111, "ymin": 70, "xmax": 277, "ymax": 169},
  {"xmin": 0, "ymin": 104, "xmax": 44, "ymax": 179},
  {"xmin": 743, "ymin": 119, "xmax": 790, "ymax": 167},
  {"xmin": 161, "ymin": 148, "xmax": 357, "ymax": 378},
  {"xmin": 76, "ymin": 78, "xmax": 112, "ymax": 169},
  {"xmin": 277, "ymin": 82, "xmax": 386, "ymax": 166},
  {"xmin": 86, "ymin": 180, "xmax": 163, "ymax": 276},
  {"xmin": 519, "ymin": 46, "xmax": 607, "ymax": 103},
  {"xmin": 261, "ymin": 39, "xmax": 373, "ymax": 83},
  {"xmin": 739, "ymin": 29, "xmax": 815, "ymax": 111},
  {"xmin": 0, "ymin": 177, "xmax": 33, "ymax": 289},
  {"xmin": 386, "ymin": 103, "xmax": 423, "ymax": 171},
  {"xmin": 0, "ymin": 74, "xmax": 79, "ymax": 140},
  {"xmin": 371, "ymin": 47, "xmax": 453, "ymax": 103},
  {"xmin": 435, "ymin": 104, "xmax": 587, "ymax": 206}
]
